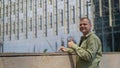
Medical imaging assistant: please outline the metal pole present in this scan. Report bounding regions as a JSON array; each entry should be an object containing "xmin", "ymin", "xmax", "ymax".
[
  {"xmin": 91, "ymin": 0, "xmax": 95, "ymax": 31},
  {"xmin": 101, "ymin": 17, "xmax": 105, "ymax": 51},
  {"xmin": 109, "ymin": 0, "xmax": 112, "ymax": 27},
  {"xmin": 111, "ymin": 23, "xmax": 114, "ymax": 51},
  {"xmin": 109, "ymin": 0, "xmax": 114, "ymax": 51},
  {"xmin": 119, "ymin": 0, "xmax": 120, "ymax": 11},
  {"xmin": 99, "ymin": 0, "xmax": 102, "ymax": 17}
]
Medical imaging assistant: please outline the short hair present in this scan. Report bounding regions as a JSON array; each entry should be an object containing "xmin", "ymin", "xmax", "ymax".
[{"xmin": 80, "ymin": 17, "xmax": 91, "ymax": 24}]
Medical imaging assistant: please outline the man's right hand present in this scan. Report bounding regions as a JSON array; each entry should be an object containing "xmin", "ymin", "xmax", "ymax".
[{"xmin": 58, "ymin": 46, "xmax": 67, "ymax": 52}]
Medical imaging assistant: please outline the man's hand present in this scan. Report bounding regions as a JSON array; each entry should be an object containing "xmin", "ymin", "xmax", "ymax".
[
  {"xmin": 68, "ymin": 41, "xmax": 75, "ymax": 48},
  {"xmin": 58, "ymin": 46, "xmax": 67, "ymax": 52}
]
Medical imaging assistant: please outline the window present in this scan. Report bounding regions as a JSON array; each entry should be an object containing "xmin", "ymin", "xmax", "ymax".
[
  {"xmin": 73, "ymin": 6, "xmax": 75, "ymax": 24},
  {"xmin": 49, "ymin": 0, "xmax": 52, "ymax": 5},
  {"xmin": 61, "ymin": 10, "xmax": 63, "ymax": 26},
  {"xmin": 93, "ymin": 0, "xmax": 120, "ymax": 52},
  {"xmin": 21, "ymin": 20, "xmax": 23, "ymax": 32},
  {"xmin": 30, "ymin": 0, "xmax": 32, "ymax": 10},
  {"xmin": 40, "ymin": 16, "xmax": 42, "ymax": 30},
  {"xmin": 67, "ymin": 0, "xmax": 69, "ymax": 34},
  {"xmin": 13, "ymin": 3, "xmax": 16, "ymax": 15},
  {"xmin": 6, "ymin": 23, "xmax": 8, "ymax": 35},
  {"xmin": 50, "ymin": 13, "xmax": 52, "ymax": 28},
  {"xmin": 45, "ymin": 21, "xmax": 47, "ymax": 37},
  {"xmin": 22, "ymin": 0, "xmax": 23, "ymax": 13},
  {"xmin": 17, "ymin": 19, "xmax": 19, "ymax": 40},
  {"xmin": 0, "ymin": 7, "xmax": 1, "ymax": 18},
  {"xmin": 40, "ymin": 0, "xmax": 42, "ymax": 8},
  {"xmin": 6, "ymin": 5, "xmax": 8, "ymax": 17},
  {"xmin": 30, "ymin": 18, "xmax": 32, "ymax": 31},
  {"xmin": 0, "ymin": 24, "xmax": 1, "ymax": 36},
  {"xmin": 13, "ymin": 22, "xmax": 16, "ymax": 34}
]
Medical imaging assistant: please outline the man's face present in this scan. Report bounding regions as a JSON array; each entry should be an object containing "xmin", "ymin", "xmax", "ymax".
[{"xmin": 79, "ymin": 19, "xmax": 92, "ymax": 35}]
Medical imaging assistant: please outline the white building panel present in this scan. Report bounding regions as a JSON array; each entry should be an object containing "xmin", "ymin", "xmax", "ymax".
[{"xmin": 0, "ymin": 0, "xmax": 92, "ymax": 53}]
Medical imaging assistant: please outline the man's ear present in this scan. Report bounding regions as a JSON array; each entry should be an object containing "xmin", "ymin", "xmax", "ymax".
[
  {"xmin": 90, "ymin": 24, "xmax": 92, "ymax": 28},
  {"xmin": 90, "ymin": 24, "xmax": 92, "ymax": 31}
]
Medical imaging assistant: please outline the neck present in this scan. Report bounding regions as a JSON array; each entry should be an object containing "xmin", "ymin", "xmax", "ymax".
[{"xmin": 83, "ymin": 31, "xmax": 91, "ymax": 36}]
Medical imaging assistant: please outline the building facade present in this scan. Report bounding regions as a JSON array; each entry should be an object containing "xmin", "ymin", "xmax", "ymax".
[
  {"xmin": 0, "ymin": 0, "xmax": 93, "ymax": 53},
  {"xmin": 93, "ymin": 0, "xmax": 120, "ymax": 52}
]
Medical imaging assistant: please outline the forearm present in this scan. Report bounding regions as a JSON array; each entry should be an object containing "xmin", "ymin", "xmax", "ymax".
[
  {"xmin": 66, "ymin": 48, "xmax": 74, "ymax": 53},
  {"xmin": 71, "ymin": 44, "xmax": 93, "ymax": 61}
]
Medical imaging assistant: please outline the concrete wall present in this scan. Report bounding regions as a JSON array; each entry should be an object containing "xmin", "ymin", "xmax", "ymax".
[
  {"xmin": 0, "ymin": 53, "xmax": 76, "ymax": 68},
  {"xmin": 100, "ymin": 52, "xmax": 120, "ymax": 68},
  {"xmin": 0, "ymin": 52, "xmax": 120, "ymax": 68}
]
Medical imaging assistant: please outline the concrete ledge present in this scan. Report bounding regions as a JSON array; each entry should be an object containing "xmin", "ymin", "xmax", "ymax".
[
  {"xmin": 100, "ymin": 52, "xmax": 120, "ymax": 68},
  {"xmin": 0, "ymin": 52, "xmax": 120, "ymax": 68},
  {"xmin": 0, "ymin": 52, "xmax": 75, "ymax": 57},
  {"xmin": 0, "ymin": 52, "xmax": 76, "ymax": 68}
]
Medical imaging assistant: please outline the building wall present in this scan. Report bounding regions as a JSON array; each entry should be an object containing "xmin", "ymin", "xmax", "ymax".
[
  {"xmin": 0, "ymin": 0, "xmax": 93, "ymax": 53},
  {"xmin": 93, "ymin": 0, "xmax": 120, "ymax": 52}
]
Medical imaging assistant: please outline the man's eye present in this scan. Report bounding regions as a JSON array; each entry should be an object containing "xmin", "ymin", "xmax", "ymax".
[
  {"xmin": 80, "ymin": 24, "xmax": 86, "ymax": 26},
  {"xmin": 80, "ymin": 24, "xmax": 82, "ymax": 26}
]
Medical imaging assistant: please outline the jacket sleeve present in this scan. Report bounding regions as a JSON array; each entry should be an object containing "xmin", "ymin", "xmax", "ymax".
[
  {"xmin": 71, "ymin": 38, "xmax": 99, "ymax": 62},
  {"xmin": 66, "ymin": 48, "xmax": 75, "ymax": 53}
]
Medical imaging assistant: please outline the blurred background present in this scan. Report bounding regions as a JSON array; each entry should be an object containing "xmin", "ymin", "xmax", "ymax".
[{"xmin": 0, "ymin": 0, "xmax": 120, "ymax": 53}]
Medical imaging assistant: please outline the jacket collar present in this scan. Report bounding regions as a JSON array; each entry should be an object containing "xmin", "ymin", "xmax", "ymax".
[{"xmin": 82, "ymin": 32, "xmax": 93, "ymax": 38}]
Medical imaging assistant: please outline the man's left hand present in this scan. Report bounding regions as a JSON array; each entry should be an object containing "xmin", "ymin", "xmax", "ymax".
[{"xmin": 68, "ymin": 41, "xmax": 75, "ymax": 48}]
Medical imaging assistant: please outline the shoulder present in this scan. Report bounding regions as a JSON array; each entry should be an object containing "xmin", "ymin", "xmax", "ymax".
[{"xmin": 88, "ymin": 33, "xmax": 101, "ymax": 42}]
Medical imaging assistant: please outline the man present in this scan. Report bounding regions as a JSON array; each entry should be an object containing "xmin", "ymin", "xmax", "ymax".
[{"xmin": 59, "ymin": 17, "xmax": 102, "ymax": 68}]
